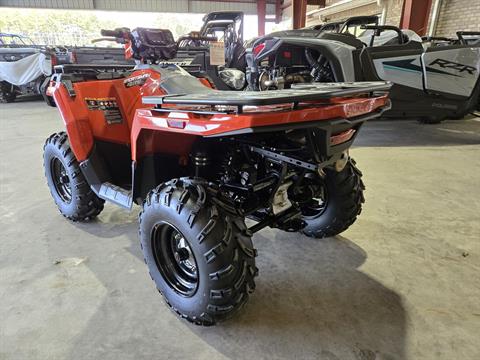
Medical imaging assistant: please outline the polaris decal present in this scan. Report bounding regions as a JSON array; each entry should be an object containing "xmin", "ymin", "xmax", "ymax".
[
  {"xmin": 158, "ymin": 59, "xmax": 194, "ymax": 66},
  {"xmin": 124, "ymin": 73, "xmax": 150, "ymax": 88},
  {"xmin": 431, "ymin": 102, "xmax": 457, "ymax": 110},
  {"xmin": 383, "ymin": 58, "xmax": 461, "ymax": 77},
  {"xmin": 429, "ymin": 58, "xmax": 476, "ymax": 75}
]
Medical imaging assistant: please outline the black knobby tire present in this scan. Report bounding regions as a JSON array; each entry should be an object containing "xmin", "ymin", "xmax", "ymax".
[
  {"xmin": 301, "ymin": 158, "xmax": 365, "ymax": 238},
  {"xmin": 0, "ymin": 89, "xmax": 16, "ymax": 103},
  {"xmin": 139, "ymin": 178, "xmax": 258, "ymax": 326},
  {"xmin": 43, "ymin": 132, "xmax": 104, "ymax": 221}
]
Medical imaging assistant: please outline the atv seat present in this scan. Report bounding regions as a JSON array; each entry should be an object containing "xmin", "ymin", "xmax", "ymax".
[{"xmin": 136, "ymin": 64, "xmax": 213, "ymax": 94}]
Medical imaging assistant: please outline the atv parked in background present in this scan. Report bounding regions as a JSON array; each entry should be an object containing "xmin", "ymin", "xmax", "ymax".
[
  {"xmin": 174, "ymin": 11, "xmax": 247, "ymax": 90},
  {"xmin": 44, "ymin": 26, "xmax": 391, "ymax": 324},
  {"xmin": 0, "ymin": 33, "xmax": 69, "ymax": 103},
  {"xmin": 246, "ymin": 18, "xmax": 480, "ymax": 123}
]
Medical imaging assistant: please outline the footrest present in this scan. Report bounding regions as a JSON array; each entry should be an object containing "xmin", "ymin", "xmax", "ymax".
[{"xmin": 98, "ymin": 182, "xmax": 133, "ymax": 209}]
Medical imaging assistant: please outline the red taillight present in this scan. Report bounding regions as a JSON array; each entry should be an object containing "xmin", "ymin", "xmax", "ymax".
[
  {"xmin": 125, "ymin": 41, "xmax": 133, "ymax": 59},
  {"xmin": 51, "ymin": 55, "xmax": 57, "ymax": 66},
  {"xmin": 330, "ymin": 129, "xmax": 356, "ymax": 146},
  {"xmin": 253, "ymin": 43, "xmax": 265, "ymax": 56},
  {"xmin": 282, "ymin": 51, "xmax": 291, "ymax": 59},
  {"xmin": 69, "ymin": 51, "xmax": 77, "ymax": 64},
  {"xmin": 46, "ymin": 80, "xmax": 55, "ymax": 96},
  {"xmin": 167, "ymin": 119, "xmax": 186, "ymax": 129}
]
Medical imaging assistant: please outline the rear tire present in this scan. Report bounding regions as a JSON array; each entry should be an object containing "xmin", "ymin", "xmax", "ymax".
[
  {"xmin": 0, "ymin": 85, "xmax": 16, "ymax": 103},
  {"xmin": 43, "ymin": 132, "xmax": 104, "ymax": 221},
  {"xmin": 300, "ymin": 158, "xmax": 365, "ymax": 238},
  {"xmin": 139, "ymin": 178, "xmax": 258, "ymax": 325}
]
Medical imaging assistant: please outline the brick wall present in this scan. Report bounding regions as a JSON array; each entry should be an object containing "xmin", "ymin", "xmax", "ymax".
[
  {"xmin": 304, "ymin": 0, "xmax": 479, "ymax": 36},
  {"xmin": 435, "ymin": 0, "xmax": 480, "ymax": 37},
  {"xmin": 305, "ymin": 0, "xmax": 405, "ymax": 27},
  {"xmin": 385, "ymin": 0, "xmax": 404, "ymax": 27},
  {"xmin": 307, "ymin": 3, "xmax": 381, "ymax": 26}
]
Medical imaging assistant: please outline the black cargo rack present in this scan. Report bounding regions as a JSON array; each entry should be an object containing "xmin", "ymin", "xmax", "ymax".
[
  {"xmin": 51, "ymin": 64, "xmax": 137, "ymax": 97},
  {"xmin": 53, "ymin": 63, "xmax": 135, "ymax": 74},
  {"xmin": 142, "ymin": 81, "xmax": 391, "ymax": 113}
]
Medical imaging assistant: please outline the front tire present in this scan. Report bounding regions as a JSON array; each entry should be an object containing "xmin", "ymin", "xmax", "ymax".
[
  {"xmin": 300, "ymin": 158, "xmax": 365, "ymax": 238},
  {"xmin": 139, "ymin": 178, "xmax": 258, "ymax": 325},
  {"xmin": 43, "ymin": 132, "xmax": 104, "ymax": 221},
  {"xmin": 0, "ymin": 83, "xmax": 16, "ymax": 103}
]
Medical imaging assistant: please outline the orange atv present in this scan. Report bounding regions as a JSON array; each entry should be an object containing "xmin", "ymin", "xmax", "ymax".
[{"xmin": 44, "ymin": 27, "xmax": 391, "ymax": 325}]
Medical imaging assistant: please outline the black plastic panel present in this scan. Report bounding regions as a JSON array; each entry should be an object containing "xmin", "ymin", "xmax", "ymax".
[{"xmin": 142, "ymin": 81, "xmax": 391, "ymax": 107}]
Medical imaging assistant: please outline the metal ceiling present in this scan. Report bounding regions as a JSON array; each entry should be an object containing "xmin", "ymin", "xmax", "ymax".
[{"xmin": 0, "ymin": 0, "xmax": 277, "ymax": 15}]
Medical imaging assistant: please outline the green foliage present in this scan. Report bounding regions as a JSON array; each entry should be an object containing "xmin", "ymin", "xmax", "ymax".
[
  {"xmin": 0, "ymin": 8, "xmax": 119, "ymax": 45},
  {"xmin": 0, "ymin": 8, "xmax": 205, "ymax": 46},
  {"xmin": 151, "ymin": 13, "xmax": 204, "ymax": 38}
]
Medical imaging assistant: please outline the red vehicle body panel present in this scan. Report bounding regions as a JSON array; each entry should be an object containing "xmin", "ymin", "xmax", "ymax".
[{"xmin": 49, "ymin": 68, "xmax": 388, "ymax": 162}]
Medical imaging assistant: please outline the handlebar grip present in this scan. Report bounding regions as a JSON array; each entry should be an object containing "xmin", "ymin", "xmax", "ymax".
[{"xmin": 101, "ymin": 29, "xmax": 120, "ymax": 37}]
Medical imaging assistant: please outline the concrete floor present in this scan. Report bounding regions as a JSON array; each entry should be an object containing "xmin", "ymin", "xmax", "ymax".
[{"xmin": 1, "ymin": 98, "xmax": 479, "ymax": 360}]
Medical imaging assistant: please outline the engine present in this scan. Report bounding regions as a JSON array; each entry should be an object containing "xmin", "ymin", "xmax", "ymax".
[{"xmin": 247, "ymin": 44, "xmax": 335, "ymax": 91}]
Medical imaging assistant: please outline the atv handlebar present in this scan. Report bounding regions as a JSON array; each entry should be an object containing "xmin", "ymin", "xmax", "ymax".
[
  {"xmin": 98, "ymin": 28, "xmax": 214, "ymax": 49},
  {"xmin": 94, "ymin": 29, "xmax": 131, "ymax": 44},
  {"xmin": 100, "ymin": 29, "xmax": 124, "ymax": 37},
  {"xmin": 91, "ymin": 37, "xmax": 117, "ymax": 44}
]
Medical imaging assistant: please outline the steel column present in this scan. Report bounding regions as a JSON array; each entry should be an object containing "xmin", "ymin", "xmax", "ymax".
[
  {"xmin": 257, "ymin": 0, "xmax": 267, "ymax": 36},
  {"xmin": 275, "ymin": 0, "xmax": 282, "ymax": 23},
  {"xmin": 292, "ymin": 0, "xmax": 307, "ymax": 29},
  {"xmin": 400, "ymin": 0, "xmax": 433, "ymax": 36}
]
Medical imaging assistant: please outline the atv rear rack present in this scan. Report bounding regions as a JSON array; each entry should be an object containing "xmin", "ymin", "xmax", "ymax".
[
  {"xmin": 54, "ymin": 64, "xmax": 135, "ymax": 74},
  {"xmin": 142, "ymin": 81, "xmax": 391, "ymax": 114}
]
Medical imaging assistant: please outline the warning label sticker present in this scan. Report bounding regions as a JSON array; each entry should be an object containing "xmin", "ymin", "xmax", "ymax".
[
  {"xmin": 85, "ymin": 97, "xmax": 123, "ymax": 125},
  {"xmin": 209, "ymin": 41, "xmax": 225, "ymax": 66}
]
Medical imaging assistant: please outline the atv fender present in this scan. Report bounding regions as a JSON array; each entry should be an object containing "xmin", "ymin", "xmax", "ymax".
[{"xmin": 52, "ymin": 83, "xmax": 94, "ymax": 162}]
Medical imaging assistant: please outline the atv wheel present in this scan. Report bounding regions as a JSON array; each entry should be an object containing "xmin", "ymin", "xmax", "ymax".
[
  {"xmin": 0, "ymin": 88, "xmax": 16, "ymax": 103},
  {"xmin": 139, "ymin": 178, "xmax": 257, "ymax": 325},
  {"xmin": 43, "ymin": 132, "xmax": 104, "ymax": 221},
  {"xmin": 300, "ymin": 158, "xmax": 365, "ymax": 238}
]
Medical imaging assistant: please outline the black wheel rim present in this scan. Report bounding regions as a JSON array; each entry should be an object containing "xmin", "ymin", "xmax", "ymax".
[
  {"xmin": 151, "ymin": 222, "xmax": 198, "ymax": 297},
  {"xmin": 300, "ymin": 182, "xmax": 328, "ymax": 219},
  {"xmin": 51, "ymin": 157, "xmax": 72, "ymax": 203}
]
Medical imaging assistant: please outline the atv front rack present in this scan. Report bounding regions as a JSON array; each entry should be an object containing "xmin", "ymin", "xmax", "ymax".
[{"xmin": 142, "ymin": 81, "xmax": 391, "ymax": 113}]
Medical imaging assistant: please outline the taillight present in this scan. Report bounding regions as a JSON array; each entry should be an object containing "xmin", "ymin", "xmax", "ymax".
[
  {"xmin": 69, "ymin": 51, "xmax": 77, "ymax": 64},
  {"xmin": 167, "ymin": 119, "xmax": 186, "ymax": 129},
  {"xmin": 51, "ymin": 55, "xmax": 57, "ymax": 66},
  {"xmin": 46, "ymin": 80, "xmax": 55, "ymax": 96},
  {"xmin": 125, "ymin": 41, "xmax": 133, "ymax": 59},
  {"xmin": 253, "ymin": 43, "xmax": 265, "ymax": 56},
  {"xmin": 330, "ymin": 129, "xmax": 356, "ymax": 146}
]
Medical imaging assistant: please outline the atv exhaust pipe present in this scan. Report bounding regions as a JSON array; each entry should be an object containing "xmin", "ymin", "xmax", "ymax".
[{"xmin": 334, "ymin": 150, "xmax": 349, "ymax": 172}]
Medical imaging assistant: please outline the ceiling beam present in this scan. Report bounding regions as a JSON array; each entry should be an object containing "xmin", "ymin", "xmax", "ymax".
[
  {"xmin": 293, "ymin": 0, "xmax": 307, "ymax": 29},
  {"xmin": 257, "ymin": 0, "xmax": 267, "ymax": 36}
]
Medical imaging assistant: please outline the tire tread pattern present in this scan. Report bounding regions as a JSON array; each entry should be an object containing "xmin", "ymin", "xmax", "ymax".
[
  {"xmin": 302, "ymin": 158, "xmax": 365, "ymax": 238},
  {"xmin": 43, "ymin": 132, "xmax": 104, "ymax": 221},
  {"xmin": 139, "ymin": 178, "xmax": 257, "ymax": 326}
]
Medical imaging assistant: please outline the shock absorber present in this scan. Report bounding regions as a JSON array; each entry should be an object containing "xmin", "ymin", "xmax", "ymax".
[
  {"xmin": 193, "ymin": 151, "xmax": 210, "ymax": 179},
  {"xmin": 304, "ymin": 49, "xmax": 333, "ymax": 82}
]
